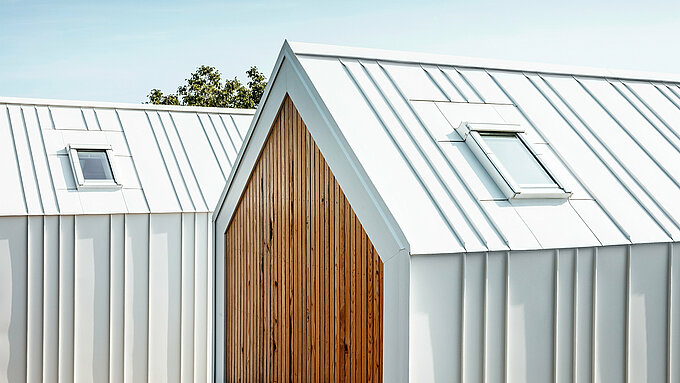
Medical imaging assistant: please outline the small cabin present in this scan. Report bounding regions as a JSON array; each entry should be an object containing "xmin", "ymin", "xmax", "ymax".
[
  {"xmin": 213, "ymin": 42, "xmax": 680, "ymax": 382},
  {"xmin": 0, "ymin": 97, "xmax": 253, "ymax": 382}
]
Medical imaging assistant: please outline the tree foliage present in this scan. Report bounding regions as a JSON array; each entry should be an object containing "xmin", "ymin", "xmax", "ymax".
[{"xmin": 147, "ymin": 65, "xmax": 267, "ymax": 108}]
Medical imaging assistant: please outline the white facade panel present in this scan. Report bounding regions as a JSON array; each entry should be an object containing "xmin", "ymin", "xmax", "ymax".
[
  {"xmin": 410, "ymin": 242, "xmax": 679, "ymax": 383},
  {"xmin": 0, "ymin": 217, "xmax": 28, "ymax": 383},
  {"xmin": 0, "ymin": 213, "xmax": 213, "ymax": 383}
]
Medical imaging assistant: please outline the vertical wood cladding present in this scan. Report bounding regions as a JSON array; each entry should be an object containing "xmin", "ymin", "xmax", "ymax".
[{"xmin": 224, "ymin": 96, "xmax": 383, "ymax": 382}]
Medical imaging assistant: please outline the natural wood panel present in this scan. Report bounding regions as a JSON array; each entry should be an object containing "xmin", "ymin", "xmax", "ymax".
[{"xmin": 225, "ymin": 96, "xmax": 383, "ymax": 382}]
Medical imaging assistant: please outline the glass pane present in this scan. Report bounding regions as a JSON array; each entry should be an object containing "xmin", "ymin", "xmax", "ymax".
[
  {"xmin": 480, "ymin": 134, "xmax": 555, "ymax": 186},
  {"xmin": 78, "ymin": 150, "xmax": 114, "ymax": 181}
]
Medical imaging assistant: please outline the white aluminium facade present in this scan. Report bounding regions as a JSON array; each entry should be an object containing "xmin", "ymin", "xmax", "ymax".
[
  {"xmin": 214, "ymin": 41, "xmax": 680, "ymax": 382},
  {"xmin": 0, "ymin": 97, "xmax": 253, "ymax": 383}
]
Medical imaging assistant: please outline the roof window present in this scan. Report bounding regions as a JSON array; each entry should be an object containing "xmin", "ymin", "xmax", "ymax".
[
  {"xmin": 457, "ymin": 122, "xmax": 570, "ymax": 199},
  {"xmin": 67, "ymin": 144, "xmax": 121, "ymax": 189}
]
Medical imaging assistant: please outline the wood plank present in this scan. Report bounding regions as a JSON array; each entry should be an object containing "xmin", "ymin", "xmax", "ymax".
[{"xmin": 223, "ymin": 96, "xmax": 383, "ymax": 382}]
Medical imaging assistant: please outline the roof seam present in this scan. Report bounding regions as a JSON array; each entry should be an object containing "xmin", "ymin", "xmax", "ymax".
[
  {"xmin": 376, "ymin": 61, "xmax": 491, "ymax": 249},
  {"xmin": 196, "ymin": 114, "xmax": 227, "ymax": 181},
  {"xmin": 19, "ymin": 106, "xmax": 46, "ymax": 214},
  {"xmin": 152, "ymin": 111, "xmax": 196, "ymax": 212},
  {"xmin": 489, "ymin": 71, "xmax": 632, "ymax": 242},
  {"xmin": 144, "ymin": 111, "xmax": 184, "ymax": 212},
  {"xmin": 115, "ymin": 109, "xmax": 150, "ymax": 212},
  {"xmin": 32, "ymin": 105, "xmax": 61, "ymax": 214},
  {"xmin": 608, "ymin": 81, "xmax": 680, "ymax": 156},
  {"xmin": 538, "ymin": 74, "xmax": 675, "ymax": 239},
  {"xmin": 4, "ymin": 106, "xmax": 29, "ymax": 214},
  {"xmin": 575, "ymin": 78, "xmax": 680, "ymax": 198},
  {"xmin": 206, "ymin": 114, "xmax": 233, "ymax": 167},
  {"xmin": 168, "ymin": 113, "xmax": 209, "ymax": 210},
  {"xmin": 380, "ymin": 62, "xmax": 513, "ymax": 250},
  {"xmin": 340, "ymin": 58, "xmax": 467, "ymax": 250}
]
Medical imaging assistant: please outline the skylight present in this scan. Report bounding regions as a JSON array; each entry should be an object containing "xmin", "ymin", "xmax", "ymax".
[
  {"xmin": 77, "ymin": 150, "xmax": 115, "ymax": 181},
  {"xmin": 67, "ymin": 144, "xmax": 121, "ymax": 189},
  {"xmin": 457, "ymin": 122, "xmax": 570, "ymax": 199}
]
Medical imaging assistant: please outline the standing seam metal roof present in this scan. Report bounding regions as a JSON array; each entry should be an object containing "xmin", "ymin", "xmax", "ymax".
[
  {"xmin": 286, "ymin": 42, "xmax": 680, "ymax": 254},
  {"xmin": 0, "ymin": 97, "xmax": 254, "ymax": 216}
]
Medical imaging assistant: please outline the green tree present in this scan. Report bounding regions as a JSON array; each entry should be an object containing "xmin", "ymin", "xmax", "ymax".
[{"xmin": 147, "ymin": 65, "xmax": 267, "ymax": 108}]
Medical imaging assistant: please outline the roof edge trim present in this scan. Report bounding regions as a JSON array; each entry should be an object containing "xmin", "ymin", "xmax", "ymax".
[
  {"xmin": 0, "ymin": 96, "xmax": 256, "ymax": 115},
  {"xmin": 289, "ymin": 41, "xmax": 680, "ymax": 84}
]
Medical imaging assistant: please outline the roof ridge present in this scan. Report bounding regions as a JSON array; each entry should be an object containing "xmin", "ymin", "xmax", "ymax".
[
  {"xmin": 288, "ymin": 41, "xmax": 680, "ymax": 84},
  {"xmin": 0, "ymin": 96, "xmax": 256, "ymax": 114}
]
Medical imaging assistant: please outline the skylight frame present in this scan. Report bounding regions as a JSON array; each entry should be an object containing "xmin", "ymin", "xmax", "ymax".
[
  {"xmin": 457, "ymin": 122, "xmax": 571, "ymax": 199},
  {"xmin": 67, "ymin": 143, "xmax": 122, "ymax": 190}
]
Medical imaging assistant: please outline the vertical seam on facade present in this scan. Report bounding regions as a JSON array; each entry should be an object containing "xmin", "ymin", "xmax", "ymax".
[
  {"xmin": 179, "ymin": 213, "xmax": 184, "ymax": 381},
  {"xmin": 625, "ymin": 244, "xmax": 631, "ymax": 383},
  {"xmin": 504, "ymin": 251, "xmax": 509, "ymax": 383},
  {"xmin": 553, "ymin": 249, "xmax": 559, "ymax": 383},
  {"xmin": 71, "ymin": 216, "xmax": 76, "ymax": 377},
  {"xmin": 146, "ymin": 214, "xmax": 151, "ymax": 382},
  {"xmin": 573, "ymin": 248, "xmax": 579, "ymax": 383},
  {"xmin": 460, "ymin": 253, "xmax": 466, "ymax": 383},
  {"xmin": 483, "ymin": 252, "xmax": 488, "ymax": 383},
  {"xmin": 591, "ymin": 247, "xmax": 598, "ymax": 383},
  {"xmin": 667, "ymin": 242, "xmax": 673, "ymax": 383},
  {"xmin": 107, "ymin": 215, "xmax": 112, "ymax": 382}
]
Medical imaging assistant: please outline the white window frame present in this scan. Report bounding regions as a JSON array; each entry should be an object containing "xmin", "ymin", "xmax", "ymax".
[
  {"xmin": 456, "ymin": 122, "xmax": 571, "ymax": 199},
  {"xmin": 67, "ymin": 144, "xmax": 122, "ymax": 189}
]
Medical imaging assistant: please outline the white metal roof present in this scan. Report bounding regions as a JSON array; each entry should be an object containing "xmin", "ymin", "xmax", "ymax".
[
  {"xmin": 0, "ymin": 97, "xmax": 253, "ymax": 216},
  {"xmin": 283, "ymin": 42, "xmax": 680, "ymax": 254}
]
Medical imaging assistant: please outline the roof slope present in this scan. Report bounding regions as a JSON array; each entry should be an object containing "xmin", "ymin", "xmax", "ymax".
[
  {"xmin": 288, "ymin": 42, "xmax": 680, "ymax": 254},
  {"xmin": 0, "ymin": 97, "xmax": 253, "ymax": 216}
]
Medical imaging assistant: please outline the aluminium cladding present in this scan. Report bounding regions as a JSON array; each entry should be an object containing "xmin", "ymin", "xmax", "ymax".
[
  {"xmin": 276, "ymin": 42, "xmax": 680, "ymax": 254},
  {"xmin": 0, "ymin": 97, "xmax": 254, "ymax": 216}
]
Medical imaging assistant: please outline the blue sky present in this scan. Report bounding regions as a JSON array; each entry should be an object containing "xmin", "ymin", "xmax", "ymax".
[{"xmin": 1, "ymin": 0, "xmax": 679, "ymax": 103}]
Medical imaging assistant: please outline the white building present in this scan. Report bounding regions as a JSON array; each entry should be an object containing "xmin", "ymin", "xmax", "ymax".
[
  {"xmin": 213, "ymin": 42, "xmax": 680, "ymax": 382},
  {"xmin": 0, "ymin": 97, "xmax": 253, "ymax": 382}
]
